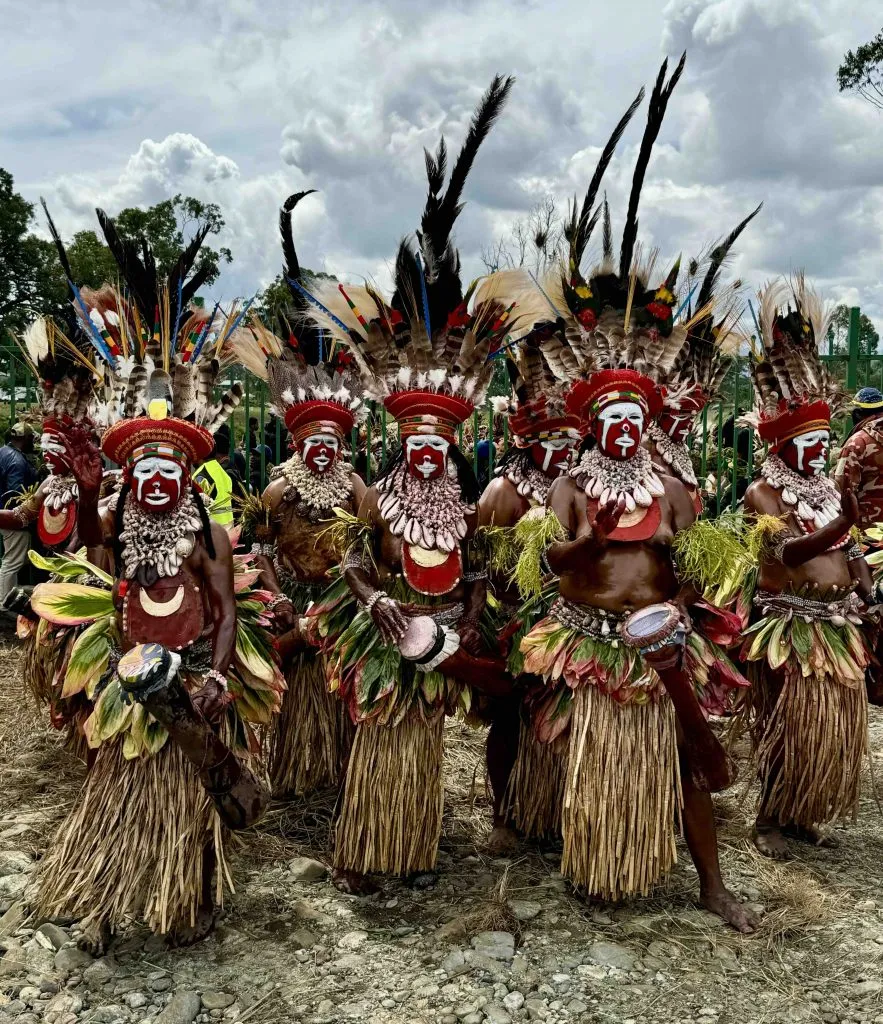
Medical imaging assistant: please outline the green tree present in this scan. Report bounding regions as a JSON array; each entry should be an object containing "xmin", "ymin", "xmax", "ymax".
[
  {"xmin": 826, "ymin": 304, "xmax": 880, "ymax": 355},
  {"xmin": 837, "ymin": 29, "xmax": 883, "ymax": 109},
  {"xmin": 0, "ymin": 169, "xmax": 52, "ymax": 341}
]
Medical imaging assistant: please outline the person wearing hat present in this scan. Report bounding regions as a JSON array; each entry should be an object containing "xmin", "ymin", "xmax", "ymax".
[
  {"xmin": 30, "ymin": 215, "xmax": 284, "ymax": 949},
  {"xmin": 741, "ymin": 277, "xmax": 873, "ymax": 860},
  {"xmin": 0, "ymin": 422, "xmax": 37, "ymax": 604},
  {"xmin": 834, "ymin": 386, "xmax": 883, "ymax": 530}
]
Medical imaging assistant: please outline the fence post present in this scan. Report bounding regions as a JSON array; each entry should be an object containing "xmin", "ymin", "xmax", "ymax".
[{"xmin": 847, "ymin": 306, "xmax": 861, "ymax": 392}]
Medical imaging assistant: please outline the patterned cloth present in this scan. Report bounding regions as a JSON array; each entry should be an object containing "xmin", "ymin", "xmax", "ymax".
[{"xmin": 835, "ymin": 419, "xmax": 883, "ymax": 529}]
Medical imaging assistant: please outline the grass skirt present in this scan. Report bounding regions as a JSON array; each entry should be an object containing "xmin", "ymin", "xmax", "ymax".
[
  {"xmin": 505, "ymin": 719, "xmax": 565, "ymax": 840},
  {"xmin": 742, "ymin": 610, "xmax": 869, "ymax": 827},
  {"xmin": 334, "ymin": 714, "xmax": 445, "ymax": 876},
  {"xmin": 37, "ymin": 738, "xmax": 225, "ymax": 937},
  {"xmin": 562, "ymin": 686, "xmax": 681, "ymax": 900},
  {"xmin": 270, "ymin": 651, "xmax": 352, "ymax": 796}
]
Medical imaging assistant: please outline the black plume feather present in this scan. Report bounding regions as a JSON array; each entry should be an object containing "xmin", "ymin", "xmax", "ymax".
[
  {"xmin": 696, "ymin": 201, "xmax": 763, "ymax": 311},
  {"xmin": 168, "ymin": 222, "xmax": 211, "ymax": 310},
  {"xmin": 280, "ymin": 189, "xmax": 317, "ymax": 311},
  {"xmin": 619, "ymin": 53, "xmax": 686, "ymax": 278},
  {"xmin": 412, "ymin": 74, "xmax": 514, "ymax": 326},
  {"xmin": 567, "ymin": 87, "xmax": 644, "ymax": 273},
  {"xmin": 40, "ymin": 198, "xmax": 75, "ymax": 285},
  {"xmin": 602, "ymin": 196, "xmax": 613, "ymax": 265},
  {"xmin": 95, "ymin": 208, "xmax": 158, "ymax": 322}
]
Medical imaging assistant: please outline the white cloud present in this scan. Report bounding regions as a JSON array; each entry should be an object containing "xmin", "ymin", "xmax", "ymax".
[{"xmin": 3, "ymin": 0, "xmax": 882, "ymax": 330}]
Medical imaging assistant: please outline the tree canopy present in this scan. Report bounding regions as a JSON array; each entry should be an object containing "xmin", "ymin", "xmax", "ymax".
[
  {"xmin": 837, "ymin": 29, "xmax": 883, "ymax": 109},
  {"xmin": 826, "ymin": 303, "xmax": 880, "ymax": 355}
]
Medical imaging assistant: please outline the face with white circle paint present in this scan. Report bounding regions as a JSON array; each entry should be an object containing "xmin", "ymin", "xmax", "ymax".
[
  {"xmin": 131, "ymin": 457, "xmax": 185, "ymax": 512},
  {"xmin": 405, "ymin": 434, "xmax": 449, "ymax": 481},
  {"xmin": 782, "ymin": 429, "xmax": 829, "ymax": 477},
  {"xmin": 593, "ymin": 401, "xmax": 645, "ymax": 460},
  {"xmin": 299, "ymin": 433, "xmax": 340, "ymax": 475}
]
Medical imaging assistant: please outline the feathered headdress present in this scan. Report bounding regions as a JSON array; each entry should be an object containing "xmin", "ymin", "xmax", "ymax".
[
  {"xmin": 298, "ymin": 76, "xmax": 516, "ymax": 441},
  {"xmin": 660, "ymin": 203, "xmax": 762, "ymax": 413},
  {"xmin": 17, "ymin": 316, "xmax": 98, "ymax": 433},
  {"xmin": 744, "ymin": 275, "xmax": 843, "ymax": 447},
  {"xmin": 535, "ymin": 56, "xmax": 690, "ymax": 425},
  {"xmin": 54, "ymin": 205, "xmax": 246, "ymax": 469},
  {"xmin": 223, "ymin": 193, "xmax": 365, "ymax": 445}
]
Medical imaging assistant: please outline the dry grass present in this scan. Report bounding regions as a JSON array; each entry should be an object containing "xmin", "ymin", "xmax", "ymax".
[{"xmin": 751, "ymin": 850, "xmax": 842, "ymax": 948}]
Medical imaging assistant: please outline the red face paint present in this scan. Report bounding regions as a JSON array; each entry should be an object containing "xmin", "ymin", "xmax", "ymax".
[
  {"xmin": 41, "ymin": 431, "xmax": 70, "ymax": 474},
  {"xmin": 593, "ymin": 401, "xmax": 645, "ymax": 461},
  {"xmin": 405, "ymin": 435, "xmax": 449, "ymax": 481},
  {"xmin": 528, "ymin": 439, "xmax": 574, "ymax": 477},
  {"xmin": 781, "ymin": 429, "xmax": 829, "ymax": 477},
  {"xmin": 130, "ymin": 456, "xmax": 186, "ymax": 512},
  {"xmin": 299, "ymin": 433, "xmax": 340, "ymax": 475}
]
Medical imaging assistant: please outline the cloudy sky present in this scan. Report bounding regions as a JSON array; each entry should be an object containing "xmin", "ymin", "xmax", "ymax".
[{"xmin": 3, "ymin": 0, "xmax": 882, "ymax": 329}]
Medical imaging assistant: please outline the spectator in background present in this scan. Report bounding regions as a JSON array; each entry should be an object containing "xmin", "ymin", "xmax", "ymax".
[
  {"xmin": 193, "ymin": 438, "xmax": 235, "ymax": 528},
  {"xmin": 0, "ymin": 424, "xmax": 37, "ymax": 602},
  {"xmin": 213, "ymin": 424, "xmax": 246, "ymax": 491},
  {"xmin": 475, "ymin": 438, "xmax": 492, "ymax": 492}
]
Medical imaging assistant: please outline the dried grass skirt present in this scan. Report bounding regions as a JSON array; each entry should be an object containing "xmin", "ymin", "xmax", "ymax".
[
  {"xmin": 334, "ymin": 714, "xmax": 445, "ymax": 876},
  {"xmin": 38, "ymin": 738, "xmax": 226, "ymax": 937},
  {"xmin": 505, "ymin": 719, "xmax": 565, "ymax": 840},
  {"xmin": 562, "ymin": 687, "xmax": 682, "ymax": 901},
  {"xmin": 270, "ymin": 652, "xmax": 352, "ymax": 796}
]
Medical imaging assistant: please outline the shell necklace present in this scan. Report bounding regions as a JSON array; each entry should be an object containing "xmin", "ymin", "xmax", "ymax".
[
  {"xmin": 647, "ymin": 421, "xmax": 697, "ymax": 488},
  {"xmin": 569, "ymin": 446, "xmax": 666, "ymax": 512},
  {"xmin": 377, "ymin": 461, "xmax": 474, "ymax": 553}
]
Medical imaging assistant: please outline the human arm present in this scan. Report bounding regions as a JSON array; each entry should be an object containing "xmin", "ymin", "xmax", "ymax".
[
  {"xmin": 193, "ymin": 522, "xmax": 237, "ymax": 722},
  {"xmin": 342, "ymin": 487, "xmax": 408, "ymax": 644},
  {"xmin": 745, "ymin": 479, "xmax": 858, "ymax": 568},
  {"xmin": 247, "ymin": 480, "xmax": 296, "ymax": 630},
  {"xmin": 545, "ymin": 477, "xmax": 625, "ymax": 576},
  {"xmin": 848, "ymin": 547, "xmax": 874, "ymax": 603},
  {"xmin": 0, "ymin": 476, "xmax": 44, "ymax": 530},
  {"xmin": 58, "ymin": 425, "xmax": 106, "ymax": 547}
]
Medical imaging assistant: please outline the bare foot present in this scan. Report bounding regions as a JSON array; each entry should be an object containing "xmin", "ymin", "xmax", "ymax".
[
  {"xmin": 701, "ymin": 888, "xmax": 760, "ymax": 934},
  {"xmin": 483, "ymin": 825, "xmax": 519, "ymax": 857},
  {"xmin": 167, "ymin": 904, "xmax": 215, "ymax": 947},
  {"xmin": 77, "ymin": 918, "xmax": 110, "ymax": 955},
  {"xmin": 332, "ymin": 868, "xmax": 380, "ymax": 896},
  {"xmin": 782, "ymin": 824, "xmax": 839, "ymax": 848},
  {"xmin": 752, "ymin": 823, "xmax": 791, "ymax": 860}
]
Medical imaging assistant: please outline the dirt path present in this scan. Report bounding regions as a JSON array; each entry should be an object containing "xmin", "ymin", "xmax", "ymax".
[{"xmin": 0, "ymin": 634, "xmax": 882, "ymax": 1024}]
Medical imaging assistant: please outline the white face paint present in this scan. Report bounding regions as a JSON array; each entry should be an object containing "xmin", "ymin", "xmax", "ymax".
[
  {"xmin": 41, "ymin": 432, "xmax": 68, "ymax": 474},
  {"xmin": 539, "ymin": 438, "xmax": 573, "ymax": 472},
  {"xmin": 597, "ymin": 401, "xmax": 645, "ymax": 455},
  {"xmin": 132, "ymin": 456, "xmax": 184, "ymax": 509},
  {"xmin": 301, "ymin": 433, "xmax": 340, "ymax": 472},
  {"xmin": 405, "ymin": 433, "xmax": 450, "ymax": 480},
  {"xmin": 793, "ymin": 429, "xmax": 830, "ymax": 475}
]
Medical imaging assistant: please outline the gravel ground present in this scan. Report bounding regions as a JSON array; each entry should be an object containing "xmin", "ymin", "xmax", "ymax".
[{"xmin": 0, "ymin": 634, "xmax": 882, "ymax": 1024}]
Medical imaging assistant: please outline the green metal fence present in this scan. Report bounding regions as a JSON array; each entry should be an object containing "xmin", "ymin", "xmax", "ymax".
[{"xmin": 1, "ymin": 306, "xmax": 879, "ymax": 510}]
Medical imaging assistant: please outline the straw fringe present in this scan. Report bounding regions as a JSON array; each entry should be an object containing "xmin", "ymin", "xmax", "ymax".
[
  {"xmin": 269, "ymin": 653, "xmax": 352, "ymax": 796},
  {"xmin": 38, "ymin": 739, "xmax": 226, "ymax": 936},
  {"xmin": 561, "ymin": 687, "xmax": 682, "ymax": 900},
  {"xmin": 21, "ymin": 628, "xmax": 55, "ymax": 708},
  {"xmin": 505, "ymin": 720, "xmax": 565, "ymax": 840},
  {"xmin": 754, "ymin": 663, "xmax": 868, "ymax": 828},
  {"xmin": 334, "ymin": 715, "xmax": 445, "ymax": 876}
]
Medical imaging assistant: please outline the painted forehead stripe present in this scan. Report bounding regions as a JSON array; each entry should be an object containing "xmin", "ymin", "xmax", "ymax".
[
  {"xmin": 590, "ymin": 390, "xmax": 646, "ymax": 416},
  {"xmin": 128, "ymin": 443, "xmax": 187, "ymax": 468}
]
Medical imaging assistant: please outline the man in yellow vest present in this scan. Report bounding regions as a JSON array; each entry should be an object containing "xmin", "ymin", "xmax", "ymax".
[{"xmin": 194, "ymin": 430, "xmax": 236, "ymax": 527}]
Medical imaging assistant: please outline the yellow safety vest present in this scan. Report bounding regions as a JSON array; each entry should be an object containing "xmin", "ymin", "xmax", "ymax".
[{"xmin": 194, "ymin": 460, "xmax": 234, "ymax": 527}]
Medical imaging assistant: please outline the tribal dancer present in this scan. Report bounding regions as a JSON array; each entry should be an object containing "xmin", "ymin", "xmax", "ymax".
[
  {"xmin": 479, "ymin": 315, "xmax": 581, "ymax": 850},
  {"xmin": 307, "ymin": 76, "xmax": 514, "ymax": 893},
  {"xmin": 231, "ymin": 196, "xmax": 365, "ymax": 796},
  {"xmin": 33, "ymin": 212, "xmax": 283, "ymax": 947},
  {"xmin": 835, "ymin": 387, "xmax": 883, "ymax": 530},
  {"xmin": 517, "ymin": 57, "xmax": 755, "ymax": 930},
  {"xmin": 741, "ymin": 277, "xmax": 872, "ymax": 859},
  {"xmin": 644, "ymin": 206, "xmax": 762, "ymax": 513}
]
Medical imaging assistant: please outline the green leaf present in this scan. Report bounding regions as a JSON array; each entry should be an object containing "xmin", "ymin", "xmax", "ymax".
[
  {"xmin": 63, "ymin": 617, "xmax": 114, "ymax": 698},
  {"xmin": 31, "ymin": 581, "xmax": 115, "ymax": 626},
  {"xmin": 89, "ymin": 678, "xmax": 133, "ymax": 744},
  {"xmin": 28, "ymin": 549, "xmax": 113, "ymax": 585}
]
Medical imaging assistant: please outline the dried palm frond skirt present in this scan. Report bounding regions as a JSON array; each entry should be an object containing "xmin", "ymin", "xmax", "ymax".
[
  {"xmin": 520, "ymin": 602, "xmax": 687, "ymax": 899},
  {"xmin": 334, "ymin": 714, "xmax": 446, "ymax": 876},
  {"xmin": 270, "ymin": 652, "xmax": 352, "ymax": 796},
  {"xmin": 37, "ymin": 738, "xmax": 226, "ymax": 937},
  {"xmin": 741, "ymin": 602, "xmax": 869, "ymax": 827},
  {"xmin": 21, "ymin": 624, "xmax": 56, "ymax": 708},
  {"xmin": 505, "ymin": 720, "xmax": 566, "ymax": 840}
]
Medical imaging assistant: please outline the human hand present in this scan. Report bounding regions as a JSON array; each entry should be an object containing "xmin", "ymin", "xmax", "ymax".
[
  {"xmin": 458, "ymin": 620, "xmax": 483, "ymax": 657},
  {"xmin": 60, "ymin": 425, "xmax": 103, "ymax": 495},
  {"xmin": 371, "ymin": 596, "xmax": 408, "ymax": 645},
  {"xmin": 841, "ymin": 486, "xmax": 860, "ymax": 529},
  {"xmin": 589, "ymin": 496, "xmax": 626, "ymax": 543},
  {"xmin": 192, "ymin": 678, "xmax": 232, "ymax": 724},
  {"xmin": 272, "ymin": 599, "xmax": 296, "ymax": 632}
]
